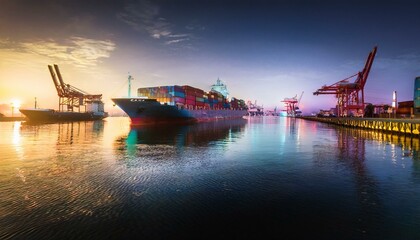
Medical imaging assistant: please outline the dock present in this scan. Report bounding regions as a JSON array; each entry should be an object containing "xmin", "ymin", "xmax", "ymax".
[
  {"xmin": 300, "ymin": 117, "xmax": 420, "ymax": 136},
  {"xmin": 0, "ymin": 116, "xmax": 26, "ymax": 122}
]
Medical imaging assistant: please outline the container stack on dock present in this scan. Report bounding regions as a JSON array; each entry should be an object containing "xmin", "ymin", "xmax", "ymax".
[{"xmin": 137, "ymin": 85, "xmax": 247, "ymax": 110}]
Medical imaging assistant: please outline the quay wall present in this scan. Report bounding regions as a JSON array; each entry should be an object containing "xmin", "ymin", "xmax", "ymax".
[{"xmin": 301, "ymin": 117, "xmax": 420, "ymax": 136}]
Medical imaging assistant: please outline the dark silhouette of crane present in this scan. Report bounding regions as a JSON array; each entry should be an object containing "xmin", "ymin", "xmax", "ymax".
[{"xmin": 313, "ymin": 46, "xmax": 377, "ymax": 117}]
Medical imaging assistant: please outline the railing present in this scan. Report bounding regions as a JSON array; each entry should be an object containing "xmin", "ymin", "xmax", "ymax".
[{"xmin": 301, "ymin": 117, "xmax": 420, "ymax": 136}]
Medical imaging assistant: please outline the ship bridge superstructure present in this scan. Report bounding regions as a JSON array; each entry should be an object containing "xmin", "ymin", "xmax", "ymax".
[{"xmin": 210, "ymin": 78, "xmax": 229, "ymax": 99}]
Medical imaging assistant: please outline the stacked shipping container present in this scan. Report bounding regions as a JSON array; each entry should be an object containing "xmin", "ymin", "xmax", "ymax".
[
  {"xmin": 230, "ymin": 98, "xmax": 247, "ymax": 109},
  {"xmin": 138, "ymin": 85, "xmax": 185, "ymax": 106},
  {"xmin": 182, "ymin": 85, "xmax": 205, "ymax": 109},
  {"xmin": 137, "ymin": 85, "xmax": 247, "ymax": 110}
]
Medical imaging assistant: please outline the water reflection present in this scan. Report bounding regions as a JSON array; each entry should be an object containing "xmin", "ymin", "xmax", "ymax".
[
  {"xmin": 115, "ymin": 119, "xmax": 247, "ymax": 156},
  {"xmin": 313, "ymin": 124, "xmax": 420, "ymax": 236},
  {"xmin": 2, "ymin": 117, "xmax": 420, "ymax": 239},
  {"xmin": 335, "ymin": 128, "xmax": 382, "ymax": 235},
  {"xmin": 56, "ymin": 121, "xmax": 104, "ymax": 145},
  {"xmin": 20, "ymin": 120, "xmax": 105, "ymax": 145},
  {"xmin": 336, "ymin": 127, "xmax": 420, "ymax": 158}
]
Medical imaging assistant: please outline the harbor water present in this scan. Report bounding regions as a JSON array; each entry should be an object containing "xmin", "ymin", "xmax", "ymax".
[{"xmin": 1, "ymin": 117, "xmax": 420, "ymax": 239}]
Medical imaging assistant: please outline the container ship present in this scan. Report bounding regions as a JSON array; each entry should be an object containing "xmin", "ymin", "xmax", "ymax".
[
  {"xmin": 19, "ymin": 65, "xmax": 108, "ymax": 123},
  {"xmin": 112, "ymin": 78, "xmax": 248, "ymax": 125}
]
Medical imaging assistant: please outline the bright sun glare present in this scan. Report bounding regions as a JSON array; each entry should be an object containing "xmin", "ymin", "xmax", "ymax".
[{"xmin": 11, "ymin": 99, "xmax": 21, "ymax": 109}]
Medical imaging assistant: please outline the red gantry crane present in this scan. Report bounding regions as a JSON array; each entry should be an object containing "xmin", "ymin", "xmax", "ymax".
[
  {"xmin": 282, "ymin": 91, "xmax": 304, "ymax": 117},
  {"xmin": 48, "ymin": 64, "xmax": 104, "ymax": 112},
  {"xmin": 313, "ymin": 46, "xmax": 377, "ymax": 117}
]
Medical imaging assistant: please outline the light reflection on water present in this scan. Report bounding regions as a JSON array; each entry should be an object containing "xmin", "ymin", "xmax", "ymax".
[{"xmin": 1, "ymin": 116, "xmax": 420, "ymax": 239}]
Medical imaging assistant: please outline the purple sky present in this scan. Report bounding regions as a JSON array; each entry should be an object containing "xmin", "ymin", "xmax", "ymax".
[{"xmin": 1, "ymin": 0, "xmax": 419, "ymax": 115}]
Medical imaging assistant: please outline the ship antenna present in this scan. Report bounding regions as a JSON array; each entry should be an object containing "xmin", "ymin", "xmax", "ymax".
[{"xmin": 128, "ymin": 73, "xmax": 133, "ymax": 97}]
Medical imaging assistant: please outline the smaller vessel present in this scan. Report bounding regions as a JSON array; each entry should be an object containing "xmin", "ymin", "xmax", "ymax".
[
  {"xmin": 19, "ymin": 107, "xmax": 106, "ymax": 122},
  {"xmin": 0, "ymin": 112, "xmax": 26, "ymax": 122},
  {"xmin": 20, "ymin": 65, "xmax": 108, "ymax": 123}
]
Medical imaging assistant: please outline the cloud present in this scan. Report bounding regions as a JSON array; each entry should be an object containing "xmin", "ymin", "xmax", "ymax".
[
  {"xmin": 0, "ymin": 37, "xmax": 116, "ymax": 68},
  {"xmin": 374, "ymin": 54, "xmax": 420, "ymax": 71},
  {"xmin": 165, "ymin": 38, "xmax": 189, "ymax": 45},
  {"xmin": 117, "ymin": 0, "xmax": 193, "ymax": 46},
  {"xmin": 341, "ymin": 52, "xmax": 420, "ymax": 73},
  {"xmin": 185, "ymin": 22, "xmax": 206, "ymax": 31}
]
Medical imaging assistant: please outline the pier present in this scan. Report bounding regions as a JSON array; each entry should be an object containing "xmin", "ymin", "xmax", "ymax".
[{"xmin": 301, "ymin": 117, "xmax": 420, "ymax": 136}]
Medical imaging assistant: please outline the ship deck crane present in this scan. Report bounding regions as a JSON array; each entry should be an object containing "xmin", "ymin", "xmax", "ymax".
[
  {"xmin": 313, "ymin": 46, "xmax": 377, "ymax": 117},
  {"xmin": 48, "ymin": 64, "xmax": 103, "ymax": 112}
]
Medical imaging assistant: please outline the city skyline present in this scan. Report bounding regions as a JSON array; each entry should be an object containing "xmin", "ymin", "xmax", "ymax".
[{"xmin": 1, "ymin": 0, "xmax": 419, "ymax": 115}]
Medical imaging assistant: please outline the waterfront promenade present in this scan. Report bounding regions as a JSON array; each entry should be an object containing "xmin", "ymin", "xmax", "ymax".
[{"xmin": 301, "ymin": 116, "xmax": 420, "ymax": 136}]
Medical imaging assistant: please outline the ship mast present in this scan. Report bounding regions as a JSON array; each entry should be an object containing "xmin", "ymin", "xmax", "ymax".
[{"xmin": 128, "ymin": 73, "xmax": 133, "ymax": 97}]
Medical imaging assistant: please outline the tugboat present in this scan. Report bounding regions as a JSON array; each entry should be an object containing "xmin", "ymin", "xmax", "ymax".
[{"xmin": 19, "ymin": 65, "xmax": 108, "ymax": 122}]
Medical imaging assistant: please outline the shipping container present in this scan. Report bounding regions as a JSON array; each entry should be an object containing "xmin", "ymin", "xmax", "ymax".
[
  {"xmin": 186, "ymin": 99, "xmax": 195, "ymax": 105},
  {"xmin": 186, "ymin": 95, "xmax": 196, "ymax": 101},
  {"xmin": 173, "ymin": 97, "xmax": 185, "ymax": 104}
]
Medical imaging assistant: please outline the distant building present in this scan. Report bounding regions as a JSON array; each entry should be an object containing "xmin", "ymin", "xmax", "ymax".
[
  {"xmin": 397, "ymin": 101, "xmax": 413, "ymax": 117},
  {"xmin": 317, "ymin": 108, "xmax": 336, "ymax": 117},
  {"xmin": 414, "ymin": 76, "xmax": 420, "ymax": 114}
]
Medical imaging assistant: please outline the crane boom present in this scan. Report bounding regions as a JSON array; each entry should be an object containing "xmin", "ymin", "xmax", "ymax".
[
  {"xmin": 48, "ymin": 65, "xmax": 64, "ymax": 97},
  {"xmin": 47, "ymin": 64, "xmax": 103, "ymax": 112},
  {"xmin": 312, "ymin": 46, "xmax": 377, "ymax": 117},
  {"xmin": 298, "ymin": 91, "xmax": 304, "ymax": 106},
  {"xmin": 53, "ymin": 64, "xmax": 68, "ymax": 95}
]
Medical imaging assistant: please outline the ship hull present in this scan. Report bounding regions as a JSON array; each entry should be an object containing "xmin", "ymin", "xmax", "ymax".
[
  {"xmin": 112, "ymin": 98, "xmax": 248, "ymax": 125},
  {"xmin": 19, "ymin": 108, "xmax": 108, "ymax": 122}
]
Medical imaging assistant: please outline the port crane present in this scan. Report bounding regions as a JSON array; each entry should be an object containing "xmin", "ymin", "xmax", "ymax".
[
  {"xmin": 296, "ymin": 91, "xmax": 304, "ymax": 113},
  {"xmin": 313, "ymin": 46, "xmax": 377, "ymax": 117},
  {"xmin": 247, "ymin": 100, "xmax": 264, "ymax": 116},
  {"xmin": 48, "ymin": 64, "xmax": 104, "ymax": 112},
  {"xmin": 282, "ymin": 91, "xmax": 303, "ymax": 117}
]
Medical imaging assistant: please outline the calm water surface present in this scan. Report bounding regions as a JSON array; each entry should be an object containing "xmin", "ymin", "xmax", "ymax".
[{"xmin": 1, "ymin": 117, "xmax": 420, "ymax": 239}]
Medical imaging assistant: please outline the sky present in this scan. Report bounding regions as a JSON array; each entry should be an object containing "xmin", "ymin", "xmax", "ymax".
[{"xmin": 1, "ymin": 0, "xmax": 420, "ymax": 116}]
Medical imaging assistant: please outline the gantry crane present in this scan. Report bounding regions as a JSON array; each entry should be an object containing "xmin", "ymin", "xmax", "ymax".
[
  {"xmin": 296, "ymin": 91, "xmax": 304, "ymax": 110},
  {"xmin": 48, "ymin": 64, "xmax": 103, "ymax": 112},
  {"xmin": 313, "ymin": 46, "xmax": 377, "ymax": 117},
  {"xmin": 282, "ymin": 91, "xmax": 303, "ymax": 117}
]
